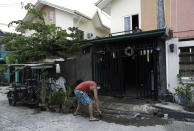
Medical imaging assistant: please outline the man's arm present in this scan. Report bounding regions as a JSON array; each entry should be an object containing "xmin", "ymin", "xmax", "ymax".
[{"xmin": 90, "ymin": 86, "xmax": 101, "ymax": 114}]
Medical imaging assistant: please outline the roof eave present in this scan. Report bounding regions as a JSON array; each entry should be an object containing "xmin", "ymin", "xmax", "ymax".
[
  {"xmin": 23, "ymin": 0, "xmax": 91, "ymax": 22},
  {"xmin": 95, "ymin": 0, "xmax": 111, "ymax": 9},
  {"xmin": 93, "ymin": 11, "xmax": 110, "ymax": 32},
  {"xmin": 80, "ymin": 29, "xmax": 167, "ymax": 44},
  {"xmin": 74, "ymin": 11, "xmax": 91, "ymax": 21}
]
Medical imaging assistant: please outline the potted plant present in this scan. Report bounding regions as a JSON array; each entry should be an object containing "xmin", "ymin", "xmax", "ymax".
[
  {"xmin": 61, "ymin": 83, "xmax": 76, "ymax": 113},
  {"xmin": 48, "ymin": 83, "xmax": 76, "ymax": 113},
  {"xmin": 174, "ymin": 74, "xmax": 194, "ymax": 105}
]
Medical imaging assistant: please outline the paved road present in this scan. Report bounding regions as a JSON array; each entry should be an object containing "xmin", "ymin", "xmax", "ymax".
[{"xmin": 0, "ymin": 87, "xmax": 194, "ymax": 131}]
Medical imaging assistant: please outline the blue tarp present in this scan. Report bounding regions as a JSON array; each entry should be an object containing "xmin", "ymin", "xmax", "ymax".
[{"xmin": 0, "ymin": 51, "xmax": 10, "ymax": 83}]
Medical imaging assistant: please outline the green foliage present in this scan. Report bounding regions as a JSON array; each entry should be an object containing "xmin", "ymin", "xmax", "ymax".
[
  {"xmin": 1, "ymin": 3, "xmax": 85, "ymax": 64},
  {"xmin": 65, "ymin": 83, "xmax": 73, "ymax": 98},
  {"xmin": 0, "ymin": 64, "xmax": 8, "ymax": 74},
  {"xmin": 51, "ymin": 90, "xmax": 66, "ymax": 105},
  {"xmin": 39, "ymin": 79, "xmax": 75, "ymax": 112},
  {"xmin": 50, "ymin": 83, "xmax": 73, "ymax": 105},
  {"xmin": 174, "ymin": 74, "xmax": 194, "ymax": 103}
]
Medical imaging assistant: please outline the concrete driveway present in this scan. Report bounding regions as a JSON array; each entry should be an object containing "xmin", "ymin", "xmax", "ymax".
[{"xmin": 0, "ymin": 86, "xmax": 194, "ymax": 131}]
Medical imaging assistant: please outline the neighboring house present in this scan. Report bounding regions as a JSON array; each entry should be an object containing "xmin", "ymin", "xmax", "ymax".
[
  {"xmin": 17, "ymin": 0, "xmax": 110, "ymax": 86},
  {"xmin": 23, "ymin": 0, "xmax": 110, "ymax": 40},
  {"xmin": 165, "ymin": 0, "xmax": 194, "ymax": 96},
  {"xmin": 96, "ymin": 0, "xmax": 194, "ymax": 100},
  {"xmin": 96, "ymin": 0, "xmax": 194, "ymax": 38}
]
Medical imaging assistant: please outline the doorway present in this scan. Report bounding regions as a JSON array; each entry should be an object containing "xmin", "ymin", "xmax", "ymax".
[
  {"xmin": 121, "ymin": 56, "xmax": 137, "ymax": 97},
  {"xmin": 132, "ymin": 14, "xmax": 139, "ymax": 30}
]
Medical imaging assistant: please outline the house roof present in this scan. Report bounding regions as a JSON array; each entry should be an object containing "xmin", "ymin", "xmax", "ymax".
[
  {"xmin": 23, "ymin": 0, "xmax": 110, "ymax": 30},
  {"xmin": 95, "ymin": 0, "xmax": 112, "ymax": 7},
  {"xmin": 95, "ymin": 0, "xmax": 111, "ymax": 14},
  {"xmin": 81, "ymin": 28, "xmax": 167, "ymax": 44},
  {"xmin": 24, "ymin": 0, "xmax": 90, "ymax": 22}
]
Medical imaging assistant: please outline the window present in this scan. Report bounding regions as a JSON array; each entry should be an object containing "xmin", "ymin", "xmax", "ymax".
[
  {"xmin": 124, "ymin": 14, "xmax": 139, "ymax": 34},
  {"xmin": 49, "ymin": 10, "xmax": 54, "ymax": 23},
  {"xmin": 179, "ymin": 46, "xmax": 194, "ymax": 76},
  {"xmin": 124, "ymin": 16, "xmax": 131, "ymax": 34}
]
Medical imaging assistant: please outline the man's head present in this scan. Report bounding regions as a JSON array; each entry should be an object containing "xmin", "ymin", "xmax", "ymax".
[{"xmin": 97, "ymin": 82, "xmax": 103, "ymax": 90}]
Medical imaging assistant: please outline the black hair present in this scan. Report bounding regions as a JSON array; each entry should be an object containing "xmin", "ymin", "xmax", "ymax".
[{"xmin": 97, "ymin": 81, "xmax": 103, "ymax": 87}]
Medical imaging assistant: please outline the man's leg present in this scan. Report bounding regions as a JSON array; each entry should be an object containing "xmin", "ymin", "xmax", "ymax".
[
  {"xmin": 74, "ymin": 103, "xmax": 82, "ymax": 115},
  {"xmin": 88, "ymin": 103, "xmax": 98, "ymax": 120}
]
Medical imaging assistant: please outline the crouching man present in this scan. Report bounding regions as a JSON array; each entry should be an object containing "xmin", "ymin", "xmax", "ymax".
[{"xmin": 74, "ymin": 81, "xmax": 102, "ymax": 121}]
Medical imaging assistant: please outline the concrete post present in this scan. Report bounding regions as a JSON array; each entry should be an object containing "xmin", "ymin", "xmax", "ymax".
[{"xmin": 157, "ymin": 0, "xmax": 165, "ymax": 29}]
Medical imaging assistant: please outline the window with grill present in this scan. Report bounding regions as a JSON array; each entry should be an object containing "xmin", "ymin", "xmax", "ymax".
[{"xmin": 179, "ymin": 46, "xmax": 194, "ymax": 76}]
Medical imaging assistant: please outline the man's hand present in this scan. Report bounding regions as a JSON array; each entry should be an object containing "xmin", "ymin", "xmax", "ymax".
[{"xmin": 97, "ymin": 109, "xmax": 102, "ymax": 116}]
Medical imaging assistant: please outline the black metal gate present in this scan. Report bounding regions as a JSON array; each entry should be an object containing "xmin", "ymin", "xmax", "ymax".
[
  {"xmin": 135, "ymin": 49, "xmax": 159, "ymax": 100},
  {"xmin": 92, "ymin": 40, "xmax": 159, "ymax": 99},
  {"xmin": 93, "ymin": 48, "xmax": 123, "ymax": 96}
]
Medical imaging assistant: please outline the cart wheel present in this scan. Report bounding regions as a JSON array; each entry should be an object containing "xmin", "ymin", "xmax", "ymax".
[
  {"xmin": 8, "ymin": 99, "xmax": 16, "ymax": 106},
  {"xmin": 7, "ymin": 92, "xmax": 16, "ymax": 106}
]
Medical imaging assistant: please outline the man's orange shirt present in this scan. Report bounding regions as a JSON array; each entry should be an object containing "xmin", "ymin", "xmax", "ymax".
[{"xmin": 75, "ymin": 81, "xmax": 97, "ymax": 94}]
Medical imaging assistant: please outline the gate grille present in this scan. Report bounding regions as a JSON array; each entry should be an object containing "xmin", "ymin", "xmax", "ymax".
[{"xmin": 92, "ymin": 39, "xmax": 159, "ymax": 99}]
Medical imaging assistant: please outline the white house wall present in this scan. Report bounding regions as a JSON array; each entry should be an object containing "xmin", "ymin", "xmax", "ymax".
[
  {"xmin": 166, "ymin": 38, "xmax": 194, "ymax": 93},
  {"xmin": 111, "ymin": 0, "xmax": 141, "ymax": 33},
  {"xmin": 55, "ymin": 9, "xmax": 74, "ymax": 31},
  {"xmin": 166, "ymin": 38, "xmax": 179, "ymax": 93},
  {"xmin": 74, "ymin": 19, "xmax": 109, "ymax": 39},
  {"xmin": 24, "ymin": 29, "xmax": 36, "ymax": 37},
  {"xmin": 24, "ymin": 19, "xmax": 38, "ymax": 36}
]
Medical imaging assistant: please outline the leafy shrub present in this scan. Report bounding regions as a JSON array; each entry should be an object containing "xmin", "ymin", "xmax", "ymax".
[
  {"xmin": 51, "ymin": 90, "xmax": 66, "ymax": 105},
  {"xmin": 174, "ymin": 74, "xmax": 194, "ymax": 104}
]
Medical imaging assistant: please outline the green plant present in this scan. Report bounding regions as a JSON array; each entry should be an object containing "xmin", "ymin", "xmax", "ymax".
[
  {"xmin": 174, "ymin": 74, "xmax": 194, "ymax": 104},
  {"xmin": 40, "ymin": 82, "xmax": 47, "ymax": 104},
  {"xmin": 40, "ymin": 80, "xmax": 75, "ymax": 113},
  {"xmin": 62, "ymin": 83, "xmax": 76, "ymax": 112},
  {"xmin": 64, "ymin": 83, "xmax": 73, "ymax": 100},
  {"xmin": 51, "ymin": 90, "xmax": 66, "ymax": 105},
  {"xmin": 0, "ymin": 64, "xmax": 8, "ymax": 74},
  {"xmin": 1, "ymin": 3, "xmax": 86, "ymax": 64}
]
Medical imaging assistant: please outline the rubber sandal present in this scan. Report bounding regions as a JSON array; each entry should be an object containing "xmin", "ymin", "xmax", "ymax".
[
  {"xmin": 73, "ymin": 112, "xmax": 81, "ymax": 116},
  {"xmin": 89, "ymin": 118, "xmax": 99, "ymax": 122}
]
